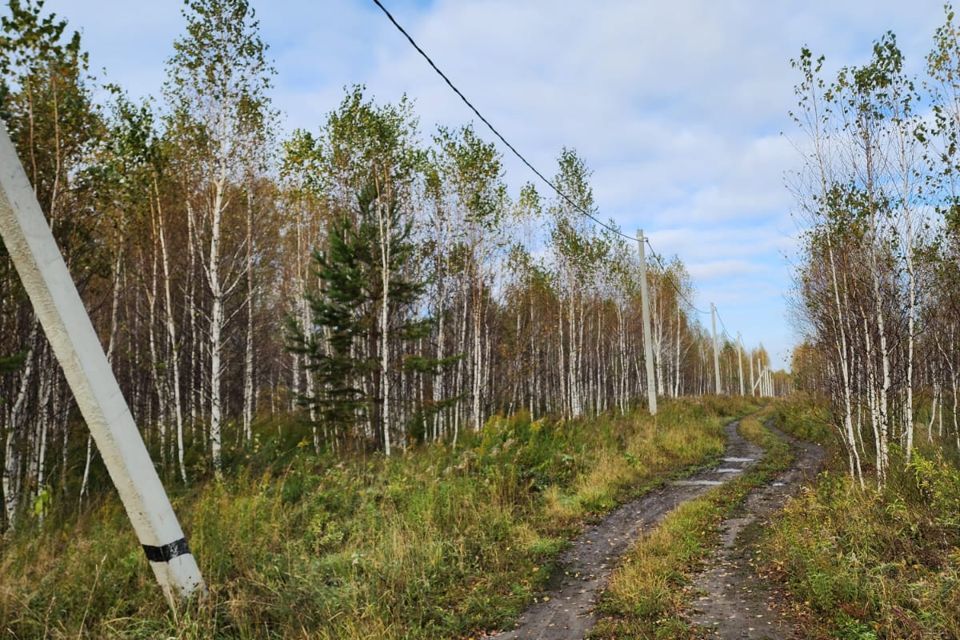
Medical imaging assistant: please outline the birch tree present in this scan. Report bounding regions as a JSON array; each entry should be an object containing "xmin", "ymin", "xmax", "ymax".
[{"xmin": 163, "ymin": 0, "xmax": 273, "ymax": 473}]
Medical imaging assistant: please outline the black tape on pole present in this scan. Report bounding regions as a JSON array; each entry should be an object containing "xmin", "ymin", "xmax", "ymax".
[{"xmin": 142, "ymin": 537, "xmax": 191, "ymax": 563}]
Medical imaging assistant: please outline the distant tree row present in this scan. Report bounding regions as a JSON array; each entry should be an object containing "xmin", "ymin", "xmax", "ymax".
[
  {"xmin": 791, "ymin": 7, "xmax": 960, "ymax": 485},
  {"xmin": 0, "ymin": 0, "xmax": 771, "ymax": 532}
]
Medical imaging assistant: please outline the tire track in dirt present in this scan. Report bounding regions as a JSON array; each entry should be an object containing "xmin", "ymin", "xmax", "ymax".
[
  {"xmin": 688, "ymin": 424, "xmax": 824, "ymax": 639},
  {"xmin": 483, "ymin": 419, "xmax": 762, "ymax": 640}
]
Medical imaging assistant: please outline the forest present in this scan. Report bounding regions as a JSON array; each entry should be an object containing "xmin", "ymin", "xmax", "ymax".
[
  {"xmin": 789, "ymin": 20, "xmax": 960, "ymax": 483},
  {"xmin": 1, "ymin": 1, "xmax": 959, "ymax": 639},
  {"xmin": 0, "ymin": 0, "xmax": 774, "ymax": 529}
]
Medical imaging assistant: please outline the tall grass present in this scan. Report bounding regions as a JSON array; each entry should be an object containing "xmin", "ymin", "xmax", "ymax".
[
  {"xmin": 763, "ymin": 400, "xmax": 960, "ymax": 640},
  {"xmin": 0, "ymin": 398, "xmax": 754, "ymax": 639}
]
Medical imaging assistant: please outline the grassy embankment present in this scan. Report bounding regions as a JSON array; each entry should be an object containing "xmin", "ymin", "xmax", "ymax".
[
  {"xmin": 590, "ymin": 410, "xmax": 795, "ymax": 639},
  {"xmin": 0, "ymin": 397, "xmax": 754, "ymax": 639},
  {"xmin": 762, "ymin": 398, "xmax": 960, "ymax": 639}
]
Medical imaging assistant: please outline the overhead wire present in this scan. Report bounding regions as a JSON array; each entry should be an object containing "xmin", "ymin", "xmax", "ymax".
[
  {"xmin": 371, "ymin": 0, "xmax": 745, "ymax": 341},
  {"xmin": 714, "ymin": 306, "xmax": 733, "ymax": 341},
  {"xmin": 371, "ymin": 0, "xmax": 633, "ymax": 242},
  {"xmin": 643, "ymin": 238, "xmax": 710, "ymax": 315}
]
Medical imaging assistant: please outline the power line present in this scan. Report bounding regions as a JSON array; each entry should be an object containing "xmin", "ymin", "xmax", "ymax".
[
  {"xmin": 371, "ymin": 0, "xmax": 748, "ymax": 347},
  {"xmin": 714, "ymin": 305, "xmax": 733, "ymax": 341},
  {"xmin": 370, "ymin": 0, "xmax": 634, "ymax": 242},
  {"xmin": 645, "ymin": 239, "xmax": 736, "ymax": 342},
  {"xmin": 644, "ymin": 238, "xmax": 710, "ymax": 315}
]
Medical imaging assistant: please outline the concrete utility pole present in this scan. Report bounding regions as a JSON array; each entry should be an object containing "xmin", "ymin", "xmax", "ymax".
[
  {"xmin": 710, "ymin": 303, "xmax": 721, "ymax": 395},
  {"xmin": 758, "ymin": 342, "xmax": 768, "ymax": 397},
  {"xmin": 737, "ymin": 332, "xmax": 745, "ymax": 396},
  {"xmin": 637, "ymin": 230, "xmax": 657, "ymax": 415},
  {"xmin": 748, "ymin": 345, "xmax": 755, "ymax": 398},
  {"xmin": 0, "ymin": 125, "xmax": 204, "ymax": 607}
]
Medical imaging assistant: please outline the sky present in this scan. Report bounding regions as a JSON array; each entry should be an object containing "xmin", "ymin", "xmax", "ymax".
[{"xmin": 36, "ymin": 0, "xmax": 951, "ymax": 367}]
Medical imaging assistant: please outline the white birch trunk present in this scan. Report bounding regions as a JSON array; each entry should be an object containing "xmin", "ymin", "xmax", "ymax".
[
  {"xmin": 208, "ymin": 173, "xmax": 227, "ymax": 474},
  {"xmin": 156, "ymin": 182, "xmax": 187, "ymax": 484}
]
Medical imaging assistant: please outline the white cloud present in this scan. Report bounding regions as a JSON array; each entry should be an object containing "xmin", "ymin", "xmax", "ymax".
[
  {"xmin": 688, "ymin": 259, "xmax": 764, "ymax": 280},
  {"xmin": 31, "ymin": 0, "xmax": 951, "ymax": 366}
]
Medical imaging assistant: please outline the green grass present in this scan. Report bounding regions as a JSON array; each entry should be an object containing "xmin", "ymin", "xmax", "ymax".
[
  {"xmin": 590, "ymin": 411, "xmax": 794, "ymax": 640},
  {"xmin": 769, "ymin": 393, "xmax": 834, "ymax": 444},
  {"xmin": 761, "ymin": 398, "xmax": 960, "ymax": 640},
  {"xmin": 0, "ymin": 397, "xmax": 756, "ymax": 639}
]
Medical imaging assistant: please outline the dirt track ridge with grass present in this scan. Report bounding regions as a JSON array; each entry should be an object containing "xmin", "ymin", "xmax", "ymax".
[
  {"xmin": 484, "ymin": 418, "xmax": 762, "ymax": 640},
  {"xmin": 689, "ymin": 423, "xmax": 824, "ymax": 639}
]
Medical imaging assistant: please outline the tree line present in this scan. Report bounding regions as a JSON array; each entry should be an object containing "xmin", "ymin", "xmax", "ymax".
[
  {"xmin": 0, "ymin": 0, "xmax": 772, "ymax": 532},
  {"xmin": 791, "ymin": 6, "xmax": 960, "ymax": 485}
]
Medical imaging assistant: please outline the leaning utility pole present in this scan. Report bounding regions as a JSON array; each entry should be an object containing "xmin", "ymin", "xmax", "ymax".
[
  {"xmin": 0, "ymin": 125, "xmax": 204, "ymax": 608},
  {"xmin": 710, "ymin": 302, "xmax": 721, "ymax": 395},
  {"xmin": 637, "ymin": 230, "xmax": 657, "ymax": 415},
  {"xmin": 737, "ymin": 332, "xmax": 745, "ymax": 396}
]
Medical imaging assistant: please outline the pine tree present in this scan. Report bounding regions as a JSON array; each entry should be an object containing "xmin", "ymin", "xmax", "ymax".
[
  {"xmin": 0, "ymin": 354, "xmax": 22, "ymax": 374},
  {"xmin": 288, "ymin": 213, "xmax": 368, "ymax": 437},
  {"xmin": 289, "ymin": 177, "xmax": 436, "ymax": 452}
]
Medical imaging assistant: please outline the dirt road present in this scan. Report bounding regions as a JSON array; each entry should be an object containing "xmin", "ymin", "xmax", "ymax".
[
  {"xmin": 485, "ymin": 419, "xmax": 762, "ymax": 640},
  {"xmin": 689, "ymin": 425, "xmax": 824, "ymax": 639}
]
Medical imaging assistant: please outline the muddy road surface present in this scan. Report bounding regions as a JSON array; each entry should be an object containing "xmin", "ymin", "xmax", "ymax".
[
  {"xmin": 484, "ymin": 419, "xmax": 762, "ymax": 640},
  {"xmin": 689, "ymin": 425, "xmax": 824, "ymax": 639}
]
